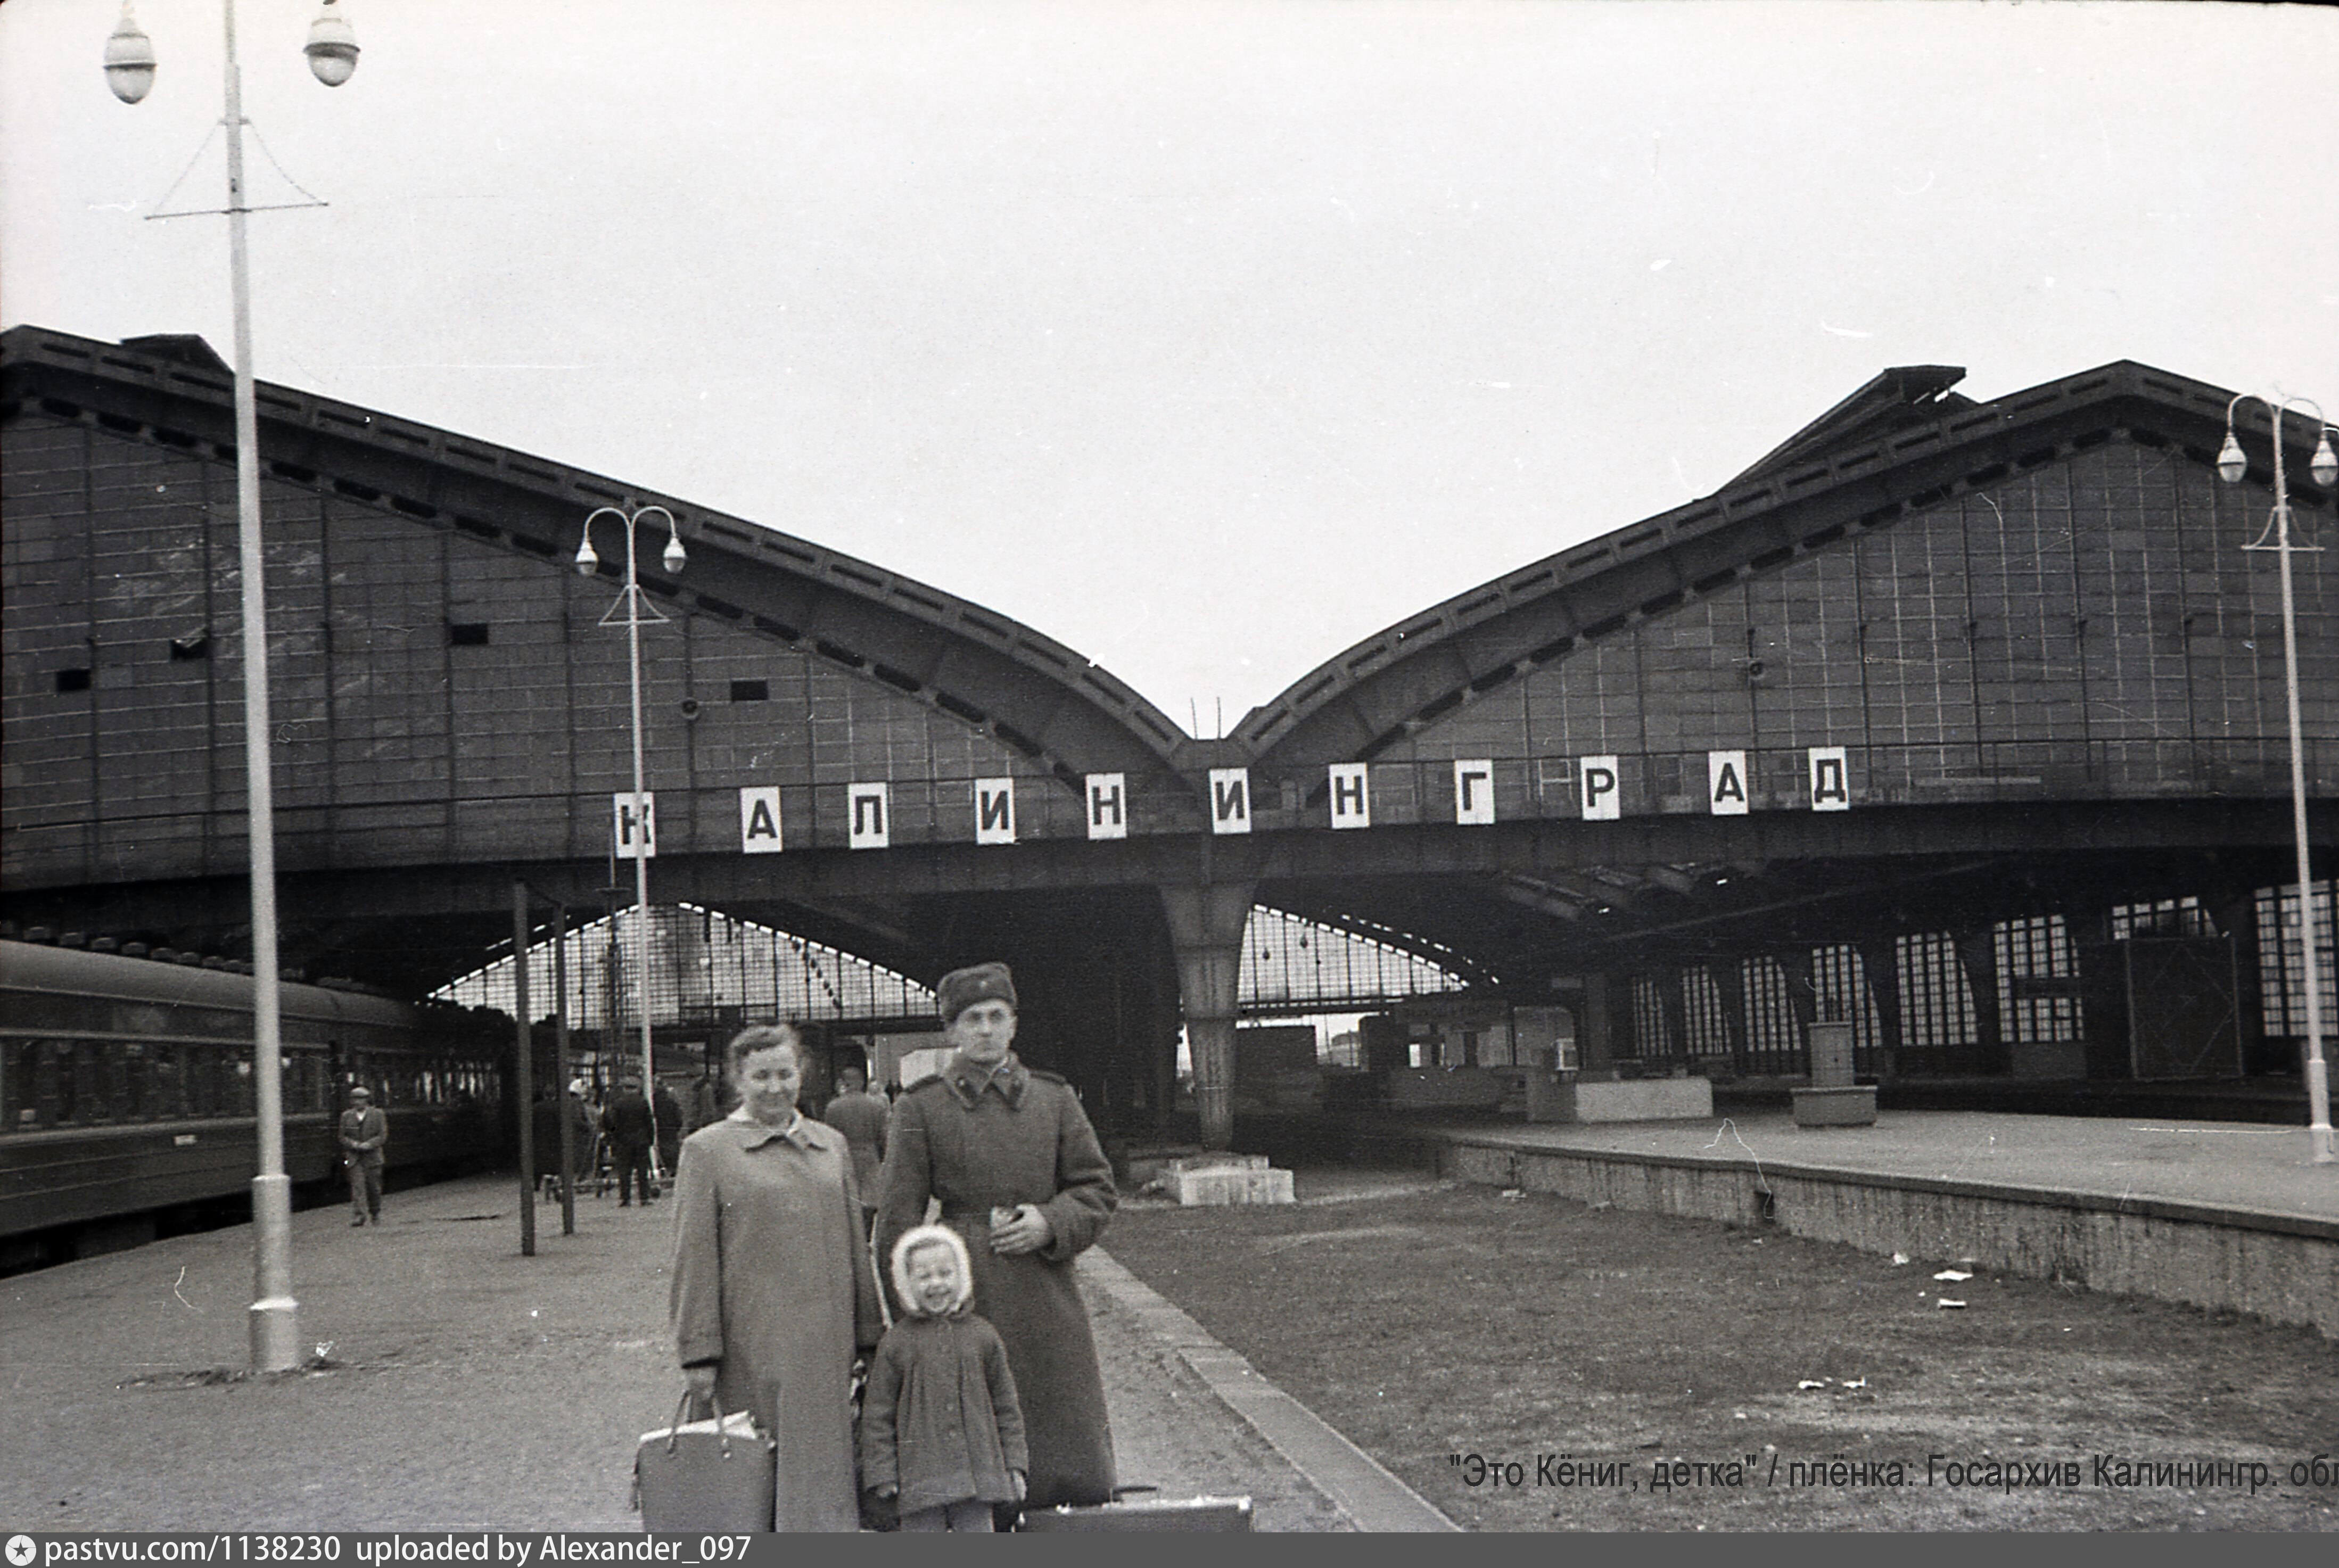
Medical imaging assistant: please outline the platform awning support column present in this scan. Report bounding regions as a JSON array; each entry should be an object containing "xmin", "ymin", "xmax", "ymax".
[{"xmin": 1161, "ymin": 881, "xmax": 1253, "ymax": 1151}]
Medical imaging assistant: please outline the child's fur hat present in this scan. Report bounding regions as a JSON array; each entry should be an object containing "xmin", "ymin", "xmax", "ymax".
[{"xmin": 888, "ymin": 1223, "xmax": 974, "ymax": 1317}]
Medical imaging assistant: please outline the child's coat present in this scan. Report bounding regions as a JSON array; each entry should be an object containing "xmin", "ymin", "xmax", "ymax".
[{"xmin": 860, "ymin": 1224, "xmax": 1030, "ymax": 1513}]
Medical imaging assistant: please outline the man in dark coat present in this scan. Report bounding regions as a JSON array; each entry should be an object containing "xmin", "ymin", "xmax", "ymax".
[
  {"xmin": 602, "ymin": 1074, "xmax": 657, "ymax": 1206},
  {"xmin": 338, "ymin": 1085, "xmax": 388, "ymax": 1226},
  {"xmin": 873, "ymin": 962, "xmax": 1118, "ymax": 1512},
  {"xmin": 652, "ymin": 1077, "xmax": 684, "ymax": 1186},
  {"xmin": 821, "ymin": 1062, "xmax": 889, "ymax": 1235}
]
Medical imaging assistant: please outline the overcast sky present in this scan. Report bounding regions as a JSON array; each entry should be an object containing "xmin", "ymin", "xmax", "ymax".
[{"xmin": 5, "ymin": 0, "xmax": 2335, "ymax": 731}]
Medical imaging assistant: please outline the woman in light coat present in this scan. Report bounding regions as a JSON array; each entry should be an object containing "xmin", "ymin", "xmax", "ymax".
[{"xmin": 670, "ymin": 1024, "xmax": 883, "ymax": 1531}]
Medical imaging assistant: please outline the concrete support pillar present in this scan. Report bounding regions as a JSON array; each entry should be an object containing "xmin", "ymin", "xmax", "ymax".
[
  {"xmin": 1160, "ymin": 881, "xmax": 1253, "ymax": 1150},
  {"xmin": 1575, "ymin": 975, "xmax": 1612, "ymax": 1076},
  {"xmin": 2216, "ymin": 890, "xmax": 2269, "ymax": 1072},
  {"xmin": 1584, "ymin": 973, "xmax": 1627, "ymax": 1075},
  {"xmin": 1657, "ymin": 969, "xmax": 1689, "ymax": 1064},
  {"xmin": 1855, "ymin": 937, "xmax": 1904, "ymax": 1069},
  {"xmin": 1779, "ymin": 950, "xmax": 1818, "ymax": 1029},
  {"xmin": 1711, "ymin": 959, "xmax": 1750, "ymax": 1074},
  {"xmin": 1955, "ymin": 929, "xmax": 2007, "ymax": 1075}
]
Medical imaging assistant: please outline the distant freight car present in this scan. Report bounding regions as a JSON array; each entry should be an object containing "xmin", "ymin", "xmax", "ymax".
[{"xmin": 0, "ymin": 940, "xmax": 508, "ymax": 1272}]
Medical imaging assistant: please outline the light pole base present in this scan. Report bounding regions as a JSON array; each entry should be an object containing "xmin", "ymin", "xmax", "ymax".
[
  {"xmin": 249, "ymin": 1172, "xmax": 301, "ymax": 1372},
  {"xmin": 2307, "ymin": 1058, "xmax": 2333, "ymax": 1166},
  {"xmin": 250, "ymin": 1296, "xmax": 302, "ymax": 1373}
]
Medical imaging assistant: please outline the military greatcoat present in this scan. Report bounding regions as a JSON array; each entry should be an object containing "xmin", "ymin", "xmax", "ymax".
[
  {"xmin": 872, "ymin": 1054, "xmax": 1118, "ymax": 1508},
  {"xmin": 670, "ymin": 1113, "xmax": 884, "ymax": 1532}
]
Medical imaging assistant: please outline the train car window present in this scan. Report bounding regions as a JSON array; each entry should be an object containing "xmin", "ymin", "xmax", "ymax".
[
  {"xmin": 72, "ymin": 1043, "xmax": 95, "ymax": 1123},
  {"xmin": 230, "ymin": 1051, "xmax": 255, "ymax": 1117},
  {"xmin": 102, "ymin": 1040, "xmax": 130, "ymax": 1123},
  {"xmin": 189, "ymin": 1046, "xmax": 217, "ymax": 1118},
  {"xmin": 33, "ymin": 1041, "xmax": 61, "ymax": 1127},
  {"xmin": 2, "ymin": 1038, "xmax": 38, "ymax": 1130},
  {"xmin": 54, "ymin": 1040, "xmax": 83, "ymax": 1126},
  {"xmin": 122, "ymin": 1042, "xmax": 150, "ymax": 1119},
  {"xmin": 150, "ymin": 1044, "xmax": 185, "ymax": 1119}
]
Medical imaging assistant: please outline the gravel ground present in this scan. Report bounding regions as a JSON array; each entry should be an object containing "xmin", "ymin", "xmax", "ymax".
[{"xmin": 1103, "ymin": 1177, "xmax": 2339, "ymax": 1532}]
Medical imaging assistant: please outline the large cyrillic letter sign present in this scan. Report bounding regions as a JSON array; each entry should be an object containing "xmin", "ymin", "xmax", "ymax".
[
  {"xmin": 738, "ymin": 786, "xmax": 781, "ymax": 854},
  {"xmin": 1209, "ymin": 768, "xmax": 1251, "ymax": 835},
  {"xmin": 975, "ymin": 778, "xmax": 1016, "ymax": 844},
  {"xmin": 1580, "ymin": 756, "xmax": 1620, "ymax": 821},
  {"xmin": 1808, "ymin": 746, "xmax": 1850, "ymax": 812},
  {"xmin": 1708, "ymin": 750, "xmax": 1750, "ymax": 816},
  {"xmin": 1328, "ymin": 763, "xmax": 1370, "ymax": 829},
  {"xmin": 1454, "ymin": 759, "xmax": 1495, "ymax": 825},
  {"xmin": 849, "ymin": 783, "xmax": 890, "ymax": 849},
  {"xmin": 1085, "ymin": 773, "xmax": 1127, "ymax": 840},
  {"xmin": 614, "ymin": 792, "xmax": 656, "ymax": 859}
]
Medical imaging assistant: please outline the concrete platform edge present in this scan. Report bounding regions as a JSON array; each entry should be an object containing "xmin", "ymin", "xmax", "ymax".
[
  {"xmin": 1435, "ymin": 1130, "xmax": 2339, "ymax": 1242},
  {"xmin": 1081, "ymin": 1248, "xmax": 1462, "ymax": 1532},
  {"xmin": 1429, "ymin": 1129, "xmax": 2339, "ymax": 1339}
]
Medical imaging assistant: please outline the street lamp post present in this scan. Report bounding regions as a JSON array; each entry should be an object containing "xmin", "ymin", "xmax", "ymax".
[
  {"xmin": 2217, "ymin": 395, "xmax": 2337, "ymax": 1166},
  {"xmin": 105, "ymin": 0, "xmax": 361, "ymax": 1374},
  {"xmin": 575, "ymin": 506, "xmax": 686, "ymax": 1168}
]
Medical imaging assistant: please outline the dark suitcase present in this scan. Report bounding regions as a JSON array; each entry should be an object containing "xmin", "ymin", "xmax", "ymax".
[{"xmin": 1016, "ymin": 1494, "xmax": 1253, "ymax": 1531}]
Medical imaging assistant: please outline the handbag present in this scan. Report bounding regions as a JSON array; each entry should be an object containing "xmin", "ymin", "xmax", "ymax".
[{"xmin": 633, "ymin": 1391, "xmax": 775, "ymax": 1532}]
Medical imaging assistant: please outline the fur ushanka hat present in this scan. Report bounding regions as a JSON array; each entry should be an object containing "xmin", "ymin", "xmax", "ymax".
[
  {"xmin": 888, "ymin": 1223, "xmax": 975, "ymax": 1318},
  {"xmin": 935, "ymin": 962, "xmax": 1017, "ymax": 1026}
]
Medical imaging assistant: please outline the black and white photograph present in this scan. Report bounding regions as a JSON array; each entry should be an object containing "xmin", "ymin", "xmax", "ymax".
[{"xmin": 2, "ymin": 0, "xmax": 2335, "ymax": 1539}]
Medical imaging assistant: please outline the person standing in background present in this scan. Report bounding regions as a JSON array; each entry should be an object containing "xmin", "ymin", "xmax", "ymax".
[
  {"xmin": 686, "ymin": 1069, "xmax": 724, "ymax": 1135},
  {"xmin": 339, "ymin": 1084, "xmax": 388, "ymax": 1226},
  {"xmin": 821, "ymin": 1061, "xmax": 888, "ymax": 1237},
  {"xmin": 602, "ymin": 1074, "xmax": 657, "ymax": 1206},
  {"xmin": 652, "ymin": 1076, "xmax": 684, "ymax": 1187}
]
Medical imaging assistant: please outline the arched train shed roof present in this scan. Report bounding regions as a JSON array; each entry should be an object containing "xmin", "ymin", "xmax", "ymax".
[
  {"xmin": 1237, "ymin": 359, "xmax": 2337, "ymax": 776},
  {"xmin": 0, "ymin": 324, "xmax": 1190, "ymax": 795}
]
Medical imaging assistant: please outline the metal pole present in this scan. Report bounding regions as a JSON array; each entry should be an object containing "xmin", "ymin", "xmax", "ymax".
[
  {"xmin": 514, "ymin": 882, "xmax": 537, "ymax": 1255},
  {"xmin": 223, "ymin": 0, "xmax": 299, "ymax": 1375},
  {"xmin": 554, "ymin": 903, "xmax": 575, "ymax": 1234},
  {"xmin": 625, "ymin": 517, "xmax": 661, "ymax": 1175},
  {"xmin": 2267, "ymin": 416, "xmax": 2333, "ymax": 1163}
]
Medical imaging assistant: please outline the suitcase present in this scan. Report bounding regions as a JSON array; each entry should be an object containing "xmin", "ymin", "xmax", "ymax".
[
  {"xmin": 633, "ymin": 1395, "xmax": 775, "ymax": 1532},
  {"xmin": 1016, "ymin": 1494, "xmax": 1253, "ymax": 1531}
]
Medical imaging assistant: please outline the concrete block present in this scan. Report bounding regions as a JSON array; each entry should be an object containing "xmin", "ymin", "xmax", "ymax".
[
  {"xmin": 1384, "ymin": 1067, "xmax": 1506, "ymax": 1110},
  {"xmin": 1537, "ymin": 1077, "xmax": 1715, "ymax": 1124},
  {"xmin": 1791, "ymin": 1085, "xmax": 1879, "ymax": 1127},
  {"xmin": 1167, "ymin": 1159, "xmax": 1295, "ymax": 1206}
]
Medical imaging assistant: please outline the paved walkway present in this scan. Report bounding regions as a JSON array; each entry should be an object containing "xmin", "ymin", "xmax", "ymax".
[
  {"xmin": 0, "ymin": 1173, "xmax": 1442, "ymax": 1532},
  {"xmin": 1419, "ymin": 1108, "xmax": 2339, "ymax": 1224}
]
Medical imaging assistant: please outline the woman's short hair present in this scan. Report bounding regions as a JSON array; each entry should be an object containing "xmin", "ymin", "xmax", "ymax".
[{"xmin": 724, "ymin": 1023, "xmax": 802, "ymax": 1078}]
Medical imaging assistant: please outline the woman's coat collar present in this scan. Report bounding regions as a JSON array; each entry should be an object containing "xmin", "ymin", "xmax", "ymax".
[{"xmin": 722, "ymin": 1107, "xmax": 831, "ymax": 1151}]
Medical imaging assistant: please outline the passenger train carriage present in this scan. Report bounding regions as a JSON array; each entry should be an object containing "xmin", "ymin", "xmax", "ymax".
[{"xmin": 0, "ymin": 939, "xmax": 507, "ymax": 1270}]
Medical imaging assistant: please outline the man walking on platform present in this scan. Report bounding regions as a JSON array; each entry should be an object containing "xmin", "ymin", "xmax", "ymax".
[
  {"xmin": 339, "ymin": 1085, "xmax": 388, "ymax": 1226},
  {"xmin": 603, "ymin": 1074, "xmax": 658, "ymax": 1206}
]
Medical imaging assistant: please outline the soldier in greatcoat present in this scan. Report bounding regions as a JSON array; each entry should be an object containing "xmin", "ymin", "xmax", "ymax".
[{"xmin": 872, "ymin": 962, "xmax": 1118, "ymax": 1512}]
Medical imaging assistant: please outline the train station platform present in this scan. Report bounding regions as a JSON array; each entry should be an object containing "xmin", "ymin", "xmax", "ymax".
[
  {"xmin": 0, "ymin": 1171, "xmax": 1447, "ymax": 1533},
  {"xmin": 1401, "ymin": 1109, "xmax": 2339, "ymax": 1338}
]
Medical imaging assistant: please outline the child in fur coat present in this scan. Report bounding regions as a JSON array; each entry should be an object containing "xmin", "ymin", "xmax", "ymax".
[{"xmin": 860, "ymin": 1223, "xmax": 1028, "ymax": 1531}]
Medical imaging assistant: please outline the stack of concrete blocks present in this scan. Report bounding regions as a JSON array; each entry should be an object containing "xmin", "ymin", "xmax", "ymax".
[
  {"xmin": 1792, "ymin": 1020, "xmax": 1877, "ymax": 1126},
  {"xmin": 1165, "ymin": 1152, "xmax": 1295, "ymax": 1207},
  {"xmin": 1523, "ymin": 1070, "xmax": 1714, "ymax": 1123}
]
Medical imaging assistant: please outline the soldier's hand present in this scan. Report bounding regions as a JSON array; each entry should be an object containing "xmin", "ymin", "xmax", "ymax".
[
  {"xmin": 682, "ymin": 1364, "xmax": 717, "ymax": 1408},
  {"xmin": 989, "ymin": 1203, "xmax": 1053, "ymax": 1256}
]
